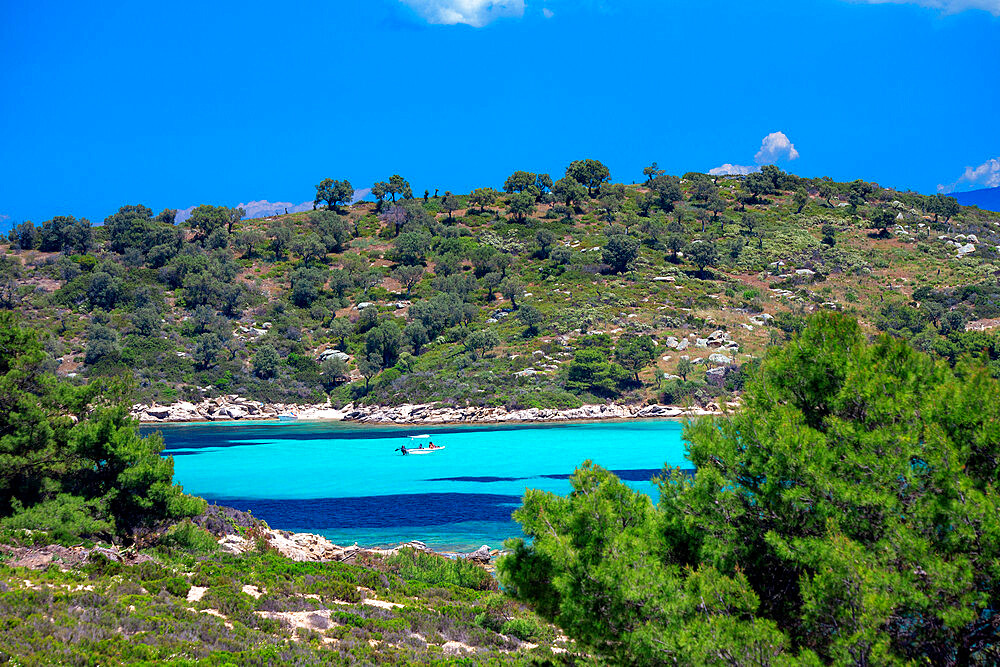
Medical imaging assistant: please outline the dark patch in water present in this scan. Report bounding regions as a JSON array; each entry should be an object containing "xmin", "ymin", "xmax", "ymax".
[
  {"xmin": 539, "ymin": 468, "xmax": 694, "ymax": 482},
  {"xmin": 424, "ymin": 476, "xmax": 528, "ymax": 483},
  {"xmin": 147, "ymin": 421, "xmax": 599, "ymax": 452},
  {"xmin": 201, "ymin": 493, "xmax": 522, "ymax": 529}
]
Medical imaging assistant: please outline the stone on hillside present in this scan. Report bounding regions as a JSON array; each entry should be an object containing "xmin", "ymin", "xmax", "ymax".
[
  {"xmin": 466, "ymin": 545, "xmax": 491, "ymax": 563},
  {"xmin": 676, "ymin": 339, "xmax": 689, "ymax": 351},
  {"xmin": 318, "ymin": 349, "xmax": 350, "ymax": 362},
  {"xmin": 957, "ymin": 243, "xmax": 975, "ymax": 257},
  {"xmin": 695, "ymin": 338, "xmax": 709, "ymax": 348},
  {"xmin": 665, "ymin": 336, "xmax": 679, "ymax": 348},
  {"xmin": 709, "ymin": 353, "xmax": 733, "ymax": 365}
]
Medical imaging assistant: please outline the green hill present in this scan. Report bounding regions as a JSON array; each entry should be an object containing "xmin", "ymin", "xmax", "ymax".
[{"xmin": 4, "ymin": 163, "xmax": 999, "ymax": 412}]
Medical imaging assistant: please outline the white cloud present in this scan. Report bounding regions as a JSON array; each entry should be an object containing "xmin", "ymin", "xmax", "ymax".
[
  {"xmin": 708, "ymin": 163, "xmax": 758, "ymax": 176},
  {"xmin": 938, "ymin": 157, "xmax": 1000, "ymax": 193},
  {"xmin": 400, "ymin": 0, "xmax": 525, "ymax": 26},
  {"xmin": 542, "ymin": 8, "xmax": 555, "ymax": 18},
  {"xmin": 710, "ymin": 130, "xmax": 799, "ymax": 176},
  {"xmin": 754, "ymin": 131, "xmax": 800, "ymax": 165},
  {"xmin": 238, "ymin": 200, "xmax": 313, "ymax": 219},
  {"xmin": 852, "ymin": 0, "xmax": 1000, "ymax": 15}
]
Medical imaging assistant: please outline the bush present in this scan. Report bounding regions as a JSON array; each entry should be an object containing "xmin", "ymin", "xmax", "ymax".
[
  {"xmin": 500, "ymin": 617, "xmax": 542, "ymax": 641},
  {"xmin": 0, "ymin": 495, "xmax": 113, "ymax": 545},
  {"xmin": 158, "ymin": 520, "xmax": 219, "ymax": 554},
  {"xmin": 375, "ymin": 549, "xmax": 498, "ymax": 592},
  {"xmin": 143, "ymin": 576, "xmax": 191, "ymax": 598}
]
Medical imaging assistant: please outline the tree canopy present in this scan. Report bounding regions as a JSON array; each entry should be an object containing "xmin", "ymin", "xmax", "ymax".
[
  {"xmin": 566, "ymin": 159, "xmax": 611, "ymax": 197},
  {"xmin": 314, "ymin": 178, "xmax": 354, "ymax": 211},
  {"xmin": 500, "ymin": 312, "xmax": 1000, "ymax": 664},
  {"xmin": 0, "ymin": 313, "xmax": 204, "ymax": 542}
]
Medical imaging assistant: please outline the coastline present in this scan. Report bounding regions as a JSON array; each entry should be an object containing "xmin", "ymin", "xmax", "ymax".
[{"xmin": 132, "ymin": 396, "xmax": 734, "ymax": 425}]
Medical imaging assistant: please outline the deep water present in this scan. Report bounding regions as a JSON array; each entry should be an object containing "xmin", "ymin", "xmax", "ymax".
[{"xmin": 149, "ymin": 419, "xmax": 690, "ymax": 551}]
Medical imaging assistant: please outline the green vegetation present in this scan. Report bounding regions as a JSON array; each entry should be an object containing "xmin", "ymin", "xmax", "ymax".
[
  {"xmin": 0, "ymin": 312, "xmax": 204, "ymax": 543},
  {"xmin": 0, "ymin": 317, "xmax": 568, "ymax": 662},
  {"xmin": 6, "ymin": 254, "xmax": 1000, "ymax": 662},
  {"xmin": 500, "ymin": 312, "xmax": 1000, "ymax": 664},
  {"xmin": 4, "ymin": 161, "xmax": 998, "ymax": 412},
  {"xmin": 0, "ymin": 544, "xmax": 567, "ymax": 664}
]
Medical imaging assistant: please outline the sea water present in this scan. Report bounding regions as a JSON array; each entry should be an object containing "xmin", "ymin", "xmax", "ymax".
[{"xmin": 149, "ymin": 419, "xmax": 690, "ymax": 551}]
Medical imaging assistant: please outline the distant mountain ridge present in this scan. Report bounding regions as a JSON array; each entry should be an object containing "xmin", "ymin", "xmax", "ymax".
[{"xmin": 954, "ymin": 187, "xmax": 1000, "ymax": 212}]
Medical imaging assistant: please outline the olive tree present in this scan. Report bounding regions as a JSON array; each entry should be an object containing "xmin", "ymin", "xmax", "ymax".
[{"xmin": 314, "ymin": 178, "xmax": 354, "ymax": 212}]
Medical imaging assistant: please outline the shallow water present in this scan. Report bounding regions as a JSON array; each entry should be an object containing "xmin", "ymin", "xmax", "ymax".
[{"xmin": 150, "ymin": 419, "xmax": 690, "ymax": 551}]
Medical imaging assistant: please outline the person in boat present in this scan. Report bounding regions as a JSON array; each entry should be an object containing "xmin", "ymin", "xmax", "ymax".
[
  {"xmin": 418, "ymin": 443, "xmax": 424, "ymax": 449},
  {"xmin": 428, "ymin": 441, "xmax": 437, "ymax": 449},
  {"xmin": 400, "ymin": 444, "xmax": 408, "ymax": 455}
]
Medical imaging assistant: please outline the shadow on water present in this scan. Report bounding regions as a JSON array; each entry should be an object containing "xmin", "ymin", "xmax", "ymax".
[{"xmin": 204, "ymin": 493, "xmax": 522, "ymax": 530}]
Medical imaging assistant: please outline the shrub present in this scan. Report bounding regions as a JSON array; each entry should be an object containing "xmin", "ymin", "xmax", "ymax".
[
  {"xmin": 501, "ymin": 617, "xmax": 542, "ymax": 641},
  {"xmin": 158, "ymin": 520, "xmax": 219, "ymax": 554}
]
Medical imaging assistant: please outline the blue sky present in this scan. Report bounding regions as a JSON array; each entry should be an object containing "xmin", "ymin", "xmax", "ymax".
[{"xmin": 1, "ymin": 0, "xmax": 998, "ymax": 227}]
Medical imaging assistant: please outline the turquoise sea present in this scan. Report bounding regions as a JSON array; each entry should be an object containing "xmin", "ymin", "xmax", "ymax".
[{"xmin": 149, "ymin": 419, "xmax": 690, "ymax": 552}]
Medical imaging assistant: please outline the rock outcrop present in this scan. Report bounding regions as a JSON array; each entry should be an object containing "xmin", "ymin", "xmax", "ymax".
[{"xmin": 131, "ymin": 398, "xmax": 731, "ymax": 424}]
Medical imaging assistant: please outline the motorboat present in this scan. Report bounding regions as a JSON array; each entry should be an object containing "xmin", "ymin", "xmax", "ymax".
[
  {"xmin": 399, "ymin": 434, "xmax": 444, "ymax": 455},
  {"xmin": 278, "ymin": 412, "xmax": 298, "ymax": 421},
  {"xmin": 404, "ymin": 446, "xmax": 445, "ymax": 455}
]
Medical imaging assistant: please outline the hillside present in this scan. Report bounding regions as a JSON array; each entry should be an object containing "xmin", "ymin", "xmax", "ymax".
[
  {"xmin": 3, "ymin": 265, "xmax": 1000, "ymax": 664},
  {"xmin": 4, "ymin": 163, "xmax": 1000, "ymax": 413},
  {"xmin": 1, "ymin": 516, "xmax": 569, "ymax": 664}
]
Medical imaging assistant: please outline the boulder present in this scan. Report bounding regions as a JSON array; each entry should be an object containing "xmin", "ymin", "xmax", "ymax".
[
  {"xmin": 709, "ymin": 353, "xmax": 733, "ymax": 365},
  {"xmin": 466, "ymin": 545, "xmax": 492, "ymax": 563},
  {"xmin": 145, "ymin": 406, "xmax": 171, "ymax": 419},
  {"xmin": 318, "ymin": 349, "xmax": 350, "ymax": 362},
  {"xmin": 219, "ymin": 406, "xmax": 247, "ymax": 419}
]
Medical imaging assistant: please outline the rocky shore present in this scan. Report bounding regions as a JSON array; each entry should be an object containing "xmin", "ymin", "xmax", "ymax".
[{"xmin": 131, "ymin": 396, "xmax": 731, "ymax": 424}]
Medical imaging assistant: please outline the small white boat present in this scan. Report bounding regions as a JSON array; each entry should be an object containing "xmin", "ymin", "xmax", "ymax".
[
  {"xmin": 400, "ymin": 435, "xmax": 444, "ymax": 455},
  {"xmin": 405, "ymin": 446, "xmax": 445, "ymax": 455},
  {"xmin": 278, "ymin": 413, "xmax": 298, "ymax": 421}
]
